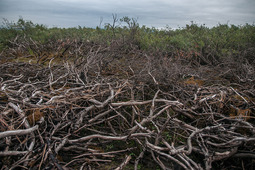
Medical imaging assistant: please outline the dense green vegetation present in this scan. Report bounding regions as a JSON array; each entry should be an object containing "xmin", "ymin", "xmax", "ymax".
[{"xmin": 1, "ymin": 17, "xmax": 254, "ymax": 64}]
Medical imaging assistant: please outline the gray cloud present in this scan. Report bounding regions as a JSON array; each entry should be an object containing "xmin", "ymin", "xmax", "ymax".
[{"xmin": 0, "ymin": 0, "xmax": 254, "ymax": 28}]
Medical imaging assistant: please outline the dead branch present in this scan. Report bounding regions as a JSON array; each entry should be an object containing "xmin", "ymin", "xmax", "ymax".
[{"xmin": 0, "ymin": 125, "xmax": 38, "ymax": 139}]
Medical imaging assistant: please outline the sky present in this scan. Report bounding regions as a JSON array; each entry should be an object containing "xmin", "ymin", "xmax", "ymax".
[{"xmin": 0, "ymin": 0, "xmax": 254, "ymax": 29}]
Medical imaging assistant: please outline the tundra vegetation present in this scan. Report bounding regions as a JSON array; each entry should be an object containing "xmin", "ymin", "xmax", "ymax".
[{"xmin": 0, "ymin": 17, "xmax": 255, "ymax": 169}]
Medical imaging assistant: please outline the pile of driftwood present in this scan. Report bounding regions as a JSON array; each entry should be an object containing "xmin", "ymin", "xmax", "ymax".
[{"xmin": 0, "ymin": 40, "xmax": 255, "ymax": 169}]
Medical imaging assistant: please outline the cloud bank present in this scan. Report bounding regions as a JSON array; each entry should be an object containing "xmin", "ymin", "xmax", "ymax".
[{"xmin": 0, "ymin": 0, "xmax": 254, "ymax": 28}]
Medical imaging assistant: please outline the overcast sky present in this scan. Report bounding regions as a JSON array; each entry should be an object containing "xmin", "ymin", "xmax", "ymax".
[{"xmin": 0, "ymin": 0, "xmax": 254, "ymax": 28}]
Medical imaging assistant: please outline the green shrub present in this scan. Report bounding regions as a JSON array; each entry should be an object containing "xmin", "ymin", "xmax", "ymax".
[{"xmin": 1, "ymin": 17, "xmax": 254, "ymax": 64}]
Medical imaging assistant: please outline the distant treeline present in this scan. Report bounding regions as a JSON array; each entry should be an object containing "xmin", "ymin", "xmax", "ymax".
[{"xmin": 1, "ymin": 17, "xmax": 254, "ymax": 63}]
